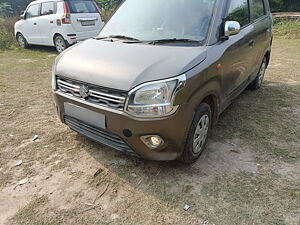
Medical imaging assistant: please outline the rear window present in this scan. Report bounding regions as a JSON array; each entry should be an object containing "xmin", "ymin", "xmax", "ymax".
[{"xmin": 66, "ymin": 0, "xmax": 98, "ymax": 13}]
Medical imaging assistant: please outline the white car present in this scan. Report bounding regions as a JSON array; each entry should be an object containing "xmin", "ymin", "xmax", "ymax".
[{"xmin": 14, "ymin": 0, "xmax": 104, "ymax": 53}]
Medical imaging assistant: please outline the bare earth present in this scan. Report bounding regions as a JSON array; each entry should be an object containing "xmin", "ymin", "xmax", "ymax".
[{"xmin": 0, "ymin": 38, "xmax": 299, "ymax": 225}]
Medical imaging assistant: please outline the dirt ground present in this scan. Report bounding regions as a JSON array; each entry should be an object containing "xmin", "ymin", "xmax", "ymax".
[{"xmin": 0, "ymin": 38, "xmax": 299, "ymax": 225}]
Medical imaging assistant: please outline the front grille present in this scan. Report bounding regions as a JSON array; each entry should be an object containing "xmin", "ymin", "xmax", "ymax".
[
  {"xmin": 64, "ymin": 116, "xmax": 135, "ymax": 154},
  {"xmin": 57, "ymin": 76, "xmax": 127, "ymax": 110}
]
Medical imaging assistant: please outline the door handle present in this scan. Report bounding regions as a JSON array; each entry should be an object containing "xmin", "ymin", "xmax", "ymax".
[
  {"xmin": 249, "ymin": 40, "xmax": 254, "ymax": 48},
  {"xmin": 50, "ymin": 21, "xmax": 54, "ymax": 23},
  {"xmin": 33, "ymin": 23, "xmax": 37, "ymax": 25}
]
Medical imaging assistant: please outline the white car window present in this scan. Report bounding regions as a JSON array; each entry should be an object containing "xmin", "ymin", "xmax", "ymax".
[
  {"xmin": 41, "ymin": 2, "xmax": 55, "ymax": 16},
  {"xmin": 26, "ymin": 4, "xmax": 40, "ymax": 19}
]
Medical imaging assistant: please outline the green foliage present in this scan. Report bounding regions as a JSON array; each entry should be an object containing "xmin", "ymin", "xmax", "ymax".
[
  {"xmin": 269, "ymin": 0, "xmax": 300, "ymax": 12},
  {"xmin": 95, "ymin": 0, "xmax": 123, "ymax": 22},
  {"xmin": 0, "ymin": 3, "xmax": 12, "ymax": 18},
  {"xmin": 0, "ymin": 0, "xmax": 31, "ymax": 18},
  {"xmin": 0, "ymin": 17, "xmax": 18, "ymax": 50},
  {"xmin": 274, "ymin": 20, "xmax": 300, "ymax": 39},
  {"xmin": 0, "ymin": 28, "xmax": 17, "ymax": 50},
  {"xmin": 95, "ymin": 0, "xmax": 123, "ymax": 10}
]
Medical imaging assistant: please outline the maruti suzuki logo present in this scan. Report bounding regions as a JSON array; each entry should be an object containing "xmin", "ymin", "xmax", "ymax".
[{"xmin": 79, "ymin": 85, "xmax": 89, "ymax": 99}]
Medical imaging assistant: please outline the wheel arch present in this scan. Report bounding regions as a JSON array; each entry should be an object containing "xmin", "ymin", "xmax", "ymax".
[
  {"xmin": 53, "ymin": 33, "xmax": 65, "ymax": 45},
  {"xmin": 15, "ymin": 31, "xmax": 22, "ymax": 37},
  {"xmin": 187, "ymin": 78, "xmax": 221, "ymax": 128},
  {"xmin": 201, "ymin": 94, "xmax": 219, "ymax": 127},
  {"xmin": 264, "ymin": 51, "xmax": 271, "ymax": 67},
  {"xmin": 15, "ymin": 31, "xmax": 24, "ymax": 40}
]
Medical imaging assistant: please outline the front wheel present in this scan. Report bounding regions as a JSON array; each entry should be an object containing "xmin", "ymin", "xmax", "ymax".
[
  {"xmin": 248, "ymin": 57, "xmax": 267, "ymax": 90},
  {"xmin": 54, "ymin": 35, "xmax": 69, "ymax": 53},
  {"xmin": 180, "ymin": 103, "xmax": 211, "ymax": 164}
]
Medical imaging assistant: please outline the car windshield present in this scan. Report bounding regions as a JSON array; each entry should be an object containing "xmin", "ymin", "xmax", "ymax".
[{"xmin": 98, "ymin": 0, "xmax": 216, "ymax": 44}]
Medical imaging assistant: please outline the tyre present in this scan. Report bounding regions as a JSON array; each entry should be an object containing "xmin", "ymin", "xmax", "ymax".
[
  {"xmin": 248, "ymin": 57, "xmax": 267, "ymax": 90},
  {"xmin": 16, "ymin": 33, "xmax": 29, "ymax": 49},
  {"xmin": 180, "ymin": 103, "xmax": 212, "ymax": 164},
  {"xmin": 54, "ymin": 35, "xmax": 69, "ymax": 53}
]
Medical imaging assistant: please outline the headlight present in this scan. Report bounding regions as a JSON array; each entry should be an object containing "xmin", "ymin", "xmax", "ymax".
[
  {"xmin": 125, "ymin": 74, "xmax": 186, "ymax": 118},
  {"xmin": 52, "ymin": 55, "xmax": 62, "ymax": 90},
  {"xmin": 51, "ymin": 62, "xmax": 57, "ymax": 90}
]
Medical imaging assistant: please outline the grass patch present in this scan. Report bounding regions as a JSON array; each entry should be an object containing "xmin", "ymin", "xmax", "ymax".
[
  {"xmin": 212, "ymin": 82, "xmax": 300, "ymax": 162},
  {"xmin": 7, "ymin": 196, "xmax": 85, "ymax": 225},
  {"xmin": 274, "ymin": 20, "xmax": 300, "ymax": 39},
  {"xmin": 200, "ymin": 171, "xmax": 300, "ymax": 225}
]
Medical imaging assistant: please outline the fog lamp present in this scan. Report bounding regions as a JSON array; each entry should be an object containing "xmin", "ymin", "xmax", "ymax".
[{"xmin": 140, "ymin": 135, "xmax": 164, "ymax": 149}]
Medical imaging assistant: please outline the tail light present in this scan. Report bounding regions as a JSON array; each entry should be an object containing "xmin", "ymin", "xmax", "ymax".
[{"xmin": 62, "ymin": 2, "xmax": 71, "ymax": 24}]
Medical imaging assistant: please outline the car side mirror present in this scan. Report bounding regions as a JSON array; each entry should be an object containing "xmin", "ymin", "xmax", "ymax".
[
  {"xmin": 224, "ymin": 21, "xmax": 241, "ymax": 37},
  {"xmin": 20, "ymin": 14, "xmax": 25, "ymax": 20}
]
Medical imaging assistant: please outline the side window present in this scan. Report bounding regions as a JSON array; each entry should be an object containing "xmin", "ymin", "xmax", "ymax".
[
  {"xmin": 41, "ymin": 2, "xmax": 55, "ymax": 16},
  {"xmin": 225, "ymin": 0, "xmax": 250, "ymax": 27},
  {"xmin": 252, "ymin": 0, "xmax": 265, "ymax": 20},
  {"xmin": 25, "ymin": 4, "xmax": 40, "ymax": 19}
]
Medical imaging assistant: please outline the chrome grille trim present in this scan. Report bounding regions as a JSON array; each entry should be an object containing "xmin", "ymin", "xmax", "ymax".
[
  {"xmin": 56, "ymin": 76, "xmax": 127, "ymax": 110},
  {"xmin": 57, "ymin": 80, "xmax": 80, "ymax": 89},
  {"xmin": 89, "ymin": 90, "xmax": 125, "ymax": 103}
]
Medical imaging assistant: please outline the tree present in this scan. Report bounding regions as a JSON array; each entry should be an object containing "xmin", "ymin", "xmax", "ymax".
[
  {"xmin": 269, "ymin": 0, "xmax": 300, "ymax": 12},
  {"xmin": 0, "ymin": 0, "xmax": 31, "ymax": 17},
  {"xmin": 0, "ymin": 3, "xmax": 12, "ymax": 17},
  {"xmin": 9, "ymin": 0, "xmax": 32, "ymax": 15}
]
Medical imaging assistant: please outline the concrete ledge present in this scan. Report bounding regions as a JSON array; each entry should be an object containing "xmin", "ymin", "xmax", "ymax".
[{"xmin": 272, "ymin": 12, "xmax": 300, "ymax": 21}]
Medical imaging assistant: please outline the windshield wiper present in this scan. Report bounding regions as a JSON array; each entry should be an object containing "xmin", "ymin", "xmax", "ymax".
[
  {"xmin": 149, "ymin": 38, "xmax": 200, "ymax": 45},
  {"xmin": 108, "ymin": 35, "xmax": 140, "ymax": 41},
  {"xmin": 95, "ymin": 35, "xmax": 141, "ymax": 42}
]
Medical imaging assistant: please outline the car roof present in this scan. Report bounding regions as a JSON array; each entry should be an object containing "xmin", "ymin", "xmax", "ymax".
[
  {"xmin": 31, "ymin": 0, "xmax": 93, "ymax": 3},
  {"xmin": 30, "ymin": 0, "xmax": 62, "ymax": 4}
]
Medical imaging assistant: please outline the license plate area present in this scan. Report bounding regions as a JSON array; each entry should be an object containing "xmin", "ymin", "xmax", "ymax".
[
  {"xmin": 81, "ymin": 20, "xmax": 95, "ymax": 26},
  {"xmin": 64, "ymin": 103, "xmax": 105, "ymax": 129}
]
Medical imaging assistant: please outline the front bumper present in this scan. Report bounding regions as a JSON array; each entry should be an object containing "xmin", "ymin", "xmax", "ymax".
[{"xmin": 53, "ymin": 91, "xmax": 195, "ymax": 161}]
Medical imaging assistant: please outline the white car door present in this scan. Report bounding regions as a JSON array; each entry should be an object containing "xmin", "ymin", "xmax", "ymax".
[
  {"xmin": 37, "ymin": 1, "xmax": 57, "ymax": 46},
  {"xmin": 21, "ymin": 4, "xmax": 42, "ymax": 44}
]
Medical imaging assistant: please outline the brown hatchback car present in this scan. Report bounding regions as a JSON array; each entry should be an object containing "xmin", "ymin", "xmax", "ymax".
[{"xmin": 52, "ymin": 0, "xmax": 273, "ymax": 163}]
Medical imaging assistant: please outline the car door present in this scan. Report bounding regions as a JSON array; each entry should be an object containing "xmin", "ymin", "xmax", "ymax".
[
  {"xmin": 249, "ymin": 0, "xmax": 272, "ymax": 73},
  {"xmin": 220, "ymin": 0, "xmax": 257, "ymax": 99},
  {"xmin": 21, "ymin": 4, "xmax": 42, "ymax": 44},
  {"xmin": 37, "ymin": 1, "xmax": 57, "ymax": 45}
]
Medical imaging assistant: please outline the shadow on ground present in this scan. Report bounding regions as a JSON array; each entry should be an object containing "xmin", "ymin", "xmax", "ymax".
[
  {"xmin": 27, "ymin": 45, "xmax": 57, "ymax": 53},
  {"xmin": 75, "ymin": 79, "xmax": 299, "ymax": 223}
]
